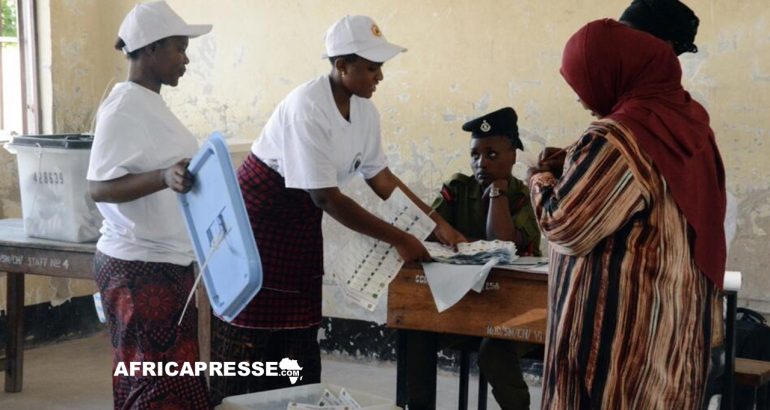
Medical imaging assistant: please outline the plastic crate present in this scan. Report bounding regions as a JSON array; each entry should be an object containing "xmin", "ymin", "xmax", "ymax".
[{"xmin": 217, "ymin": 383, "xmax": 400, "ymax": 410}]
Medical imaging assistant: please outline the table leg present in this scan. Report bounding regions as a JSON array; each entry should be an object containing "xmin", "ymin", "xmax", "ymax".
[
  {"xmin": 724, "ymin": 290, "xmax": 737, "ymax": 410},
  {"xmin": 478, "ymin": 371, "xmax": 488, "ymax": 410},
  {"xmin": 396, "ymin": 330, "xmax": 407, "ymax": 408},
  {"xmin": 459, "ymin": 350, "xmax": 469, "ymax": 410},
  {"xmin": 5, "ymin": 272, "xmax": 24, "ymax": 392}
]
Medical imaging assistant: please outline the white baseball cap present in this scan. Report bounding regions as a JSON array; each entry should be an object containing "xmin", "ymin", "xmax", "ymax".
[
  {"xmin": 323, "ymin": 15, "xmax": 406, "ymax": 63},
  {"xmin": 118, "ymin": 1, "xmax": 212, "ymax": 53}
]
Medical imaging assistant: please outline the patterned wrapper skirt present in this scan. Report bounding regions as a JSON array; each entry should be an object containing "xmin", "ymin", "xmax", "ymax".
[
  {"xmin": 208, "ymin": 153, "xmax": 324, "ymax": 404},
  {"xmin": 94, "ymin": 251, "xmax": 210, "ymax": 410},
  {"xmin": 230, "ymin": 153, "xmax": 324, "ymax": 329}
]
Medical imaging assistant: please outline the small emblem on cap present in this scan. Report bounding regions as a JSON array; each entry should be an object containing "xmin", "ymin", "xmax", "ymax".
[
  {"xmin": 480, "ymin": 120, "xmax": 491, "ymax": 132},
  {"xmin": 371, "ymin": 24, "xmax": 382, "ymax": 37}
]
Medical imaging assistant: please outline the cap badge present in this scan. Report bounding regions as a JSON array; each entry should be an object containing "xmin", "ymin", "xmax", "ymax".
[
  {"xmin": 480, "ymin": 120, "xmax": 491, "ymax": 132},
  {"xmin": 371, "ymin": 24, "xmax": 382, "ymax": 37}
]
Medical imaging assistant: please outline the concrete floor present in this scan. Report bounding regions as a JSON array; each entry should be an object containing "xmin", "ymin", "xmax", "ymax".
[{"xmin": 0, "ymin": 332, "xmax": 542, "ymax": 409}]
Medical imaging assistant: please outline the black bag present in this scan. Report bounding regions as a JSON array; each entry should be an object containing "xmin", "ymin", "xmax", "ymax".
[{"xmin": 735, "ymin": 307, "xmax": 770, "ymax": 410}]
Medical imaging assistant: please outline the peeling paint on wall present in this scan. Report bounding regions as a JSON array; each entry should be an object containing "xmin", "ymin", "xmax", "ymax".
[{"xmin": 729, "ymin": 188, "xmax": 770, "ymax": 313}]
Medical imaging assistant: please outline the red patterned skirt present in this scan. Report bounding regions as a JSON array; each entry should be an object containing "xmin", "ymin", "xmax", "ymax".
[
  {"xmin": 94, "ymin": 251, "xmax": 210, "ymax": 409},
  {"xmin": 230, "ymin": 153, "xmax": 324, "ymax": 329}
]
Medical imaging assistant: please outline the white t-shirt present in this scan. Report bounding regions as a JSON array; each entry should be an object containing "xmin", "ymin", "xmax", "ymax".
[
  {"xmin": 252, "ymin": 75, "xmax": 387, "ymax": 189},
  {"xmin": 87, "ymin": 82, "xmax": 198, "ymax": 266}
]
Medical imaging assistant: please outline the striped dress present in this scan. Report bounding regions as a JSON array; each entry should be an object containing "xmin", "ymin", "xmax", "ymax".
[{"xmin": 529, "ymin": 120, "xmax": 723, "ymax": 409}]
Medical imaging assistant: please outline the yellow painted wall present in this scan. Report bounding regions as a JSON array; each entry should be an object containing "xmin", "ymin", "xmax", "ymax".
[
  {"xmin": 46, "ymin": 0, "xmax": 133, "ymax": 133},
  {"xmin": 2, "ymin": 0, "xmax": 769, "ymax": 313}
]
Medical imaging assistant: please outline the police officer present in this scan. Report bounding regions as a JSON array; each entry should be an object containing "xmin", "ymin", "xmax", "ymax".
[
  {"xmin": 406, "ymin": 107, "xmax": 541, "ymax": 410},
  {"xmin": 433, "ymin": 106, "xmax": 540, "ymax": 255}
]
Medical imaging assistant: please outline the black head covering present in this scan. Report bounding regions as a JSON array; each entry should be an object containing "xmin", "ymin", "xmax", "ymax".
[
  {"xmin": 462, "ymin": 107, "xmax": 523, "ymax": 150},
  {"xmin": 620, "ymin": 0, "xmax": 699, "ymax": 55}
]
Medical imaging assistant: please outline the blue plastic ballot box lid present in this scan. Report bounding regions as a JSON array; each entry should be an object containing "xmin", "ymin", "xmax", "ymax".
[{"xmin": 178, "ymin": 132, "xmax": 262, "ymax": 322}]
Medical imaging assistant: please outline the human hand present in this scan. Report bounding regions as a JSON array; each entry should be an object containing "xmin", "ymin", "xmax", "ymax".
[
  {"xmin": 163, "ymin": 158, "xmax": 194, "ymax": 193},
  {"xmin": 539, "ymin": 147, "xmax": 566, "ymax": 170},
  {"xmin": 394, "ymin": 233, "xmax": 433, "ymax": 262},
  {"xmin": 528, "ymin": 147, "xmax": 566, "ymax": 180},
  {"xmin": 431, "ymin": 221, "xmax": 467, "ymax": 247}
]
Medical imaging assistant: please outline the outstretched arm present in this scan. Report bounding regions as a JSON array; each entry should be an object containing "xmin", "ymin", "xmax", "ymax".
[
  {"xmin": 366, "ymin": 167, "xmax": 467, "ymax": 246},
  {"xmin": 308, "ymin": 186, "xmax": 431, "ymax": 262}
]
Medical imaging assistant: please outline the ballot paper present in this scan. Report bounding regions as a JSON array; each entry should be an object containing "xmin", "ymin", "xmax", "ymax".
[
  {"xmin": 288, "ymin": 387, "xmax": 363, "ymax": 410},
  {"xmin": 288, "ymin": 403, "xmax": 349, "ymax": 410},
  {"xmin": 338, "ymin": 388, "xmax": 362, "ymax": 408},
  {"xmin": 330, "ymin": 188, "xmax": 436, "ymax": 311},
  {"xmin": 317, "ymin": 388, "xmax": 344, "ymax": 406},
  {"xmin": 422, "ymin": 257, "xmax": 499, "ymax": 312},
  {"xmin": 499, "ymin": 256, "xmax": 549, "ymax": 274},
  {"xmin": 423, "ymin": 240, "xmax": 518, "ymax": 265}
]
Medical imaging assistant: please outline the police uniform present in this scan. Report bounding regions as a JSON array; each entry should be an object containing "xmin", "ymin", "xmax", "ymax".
[
  {"xmin": 406, "ymin": 107, "xmax": 540, "ymax": 410},
  {"xmin": 432, "ymin": 173, "xmax": 541, "ymax": 256}
]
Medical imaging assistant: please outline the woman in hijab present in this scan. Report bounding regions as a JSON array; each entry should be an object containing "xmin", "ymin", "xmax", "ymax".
[{"xmin": 528, "ymin": 19, "xmax": 726, "ymax": 409}]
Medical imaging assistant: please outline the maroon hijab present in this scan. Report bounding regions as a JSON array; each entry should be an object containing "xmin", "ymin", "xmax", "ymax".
[{"xmin": 560, "ymin": 19, "xmax": 727, "ymax": 288}]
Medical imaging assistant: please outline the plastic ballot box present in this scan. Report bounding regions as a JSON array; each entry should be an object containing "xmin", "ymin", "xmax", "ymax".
[{"xmin": 5, "ymin": 134, "xmax": 102, "ymax": 242}]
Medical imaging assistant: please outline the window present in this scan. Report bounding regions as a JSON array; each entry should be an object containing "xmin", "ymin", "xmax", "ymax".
[{"xmin": 1, "ymin": 0, "xmax": 38, "ymax": 140}]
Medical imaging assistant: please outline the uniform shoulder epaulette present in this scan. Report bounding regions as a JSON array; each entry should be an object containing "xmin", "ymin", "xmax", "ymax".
[
  {"xmin": 440, "ymin": 173, "xmax": 472, "ymax": 204},
  {"xmin": 446, "ymin": 173, "xmax": 473, "ymax": 186}
]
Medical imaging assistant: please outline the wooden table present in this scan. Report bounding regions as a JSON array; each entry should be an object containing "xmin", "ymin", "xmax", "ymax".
[
  {"xmin": 387, "ymin": 264, "xmax": 548, "ymax": 409},
  {"xmin": 0, "ymin": 219, "xmax": 211, "ymax": 393}
]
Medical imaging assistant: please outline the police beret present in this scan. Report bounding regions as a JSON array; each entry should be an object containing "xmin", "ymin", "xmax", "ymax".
[{"xmin": 461, "ymin": 107, "xmax": 523, "ymax": 150}]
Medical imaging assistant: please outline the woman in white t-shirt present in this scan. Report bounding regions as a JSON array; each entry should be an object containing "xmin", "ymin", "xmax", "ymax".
[
  {"xmin": 209, "ymin": 15, "xmax": 466, "ymax": 403},
  {"xmin": 86, "ymin": 2, "xmax": 212, "ymax": 409}
]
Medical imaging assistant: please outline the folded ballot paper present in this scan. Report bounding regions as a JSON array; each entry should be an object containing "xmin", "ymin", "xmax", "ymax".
[
  {"xmin": 287, "ymin": 387, "xmax": 363, "ymax": 410},
  {"xmin": 422, "ymin": 240, "xmax": 519, "ymax": 312}
]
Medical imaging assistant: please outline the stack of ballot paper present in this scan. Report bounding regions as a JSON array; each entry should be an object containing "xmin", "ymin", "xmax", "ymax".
[
  {"xmin": 287, "ymin": 387, "xmax": 362, "ymax": 410},
  {"xmin": 423, "ymin": 240, "xmax": 518, "ymax": 265},
  {"xmin": 501, "ymin": 256, "xmax": 549, "ymax": 274}
]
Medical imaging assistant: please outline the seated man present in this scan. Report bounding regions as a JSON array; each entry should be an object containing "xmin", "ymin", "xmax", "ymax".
[{"xmin": 406, "ymin": 107, "xmax": 541, "ymax": 410}]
